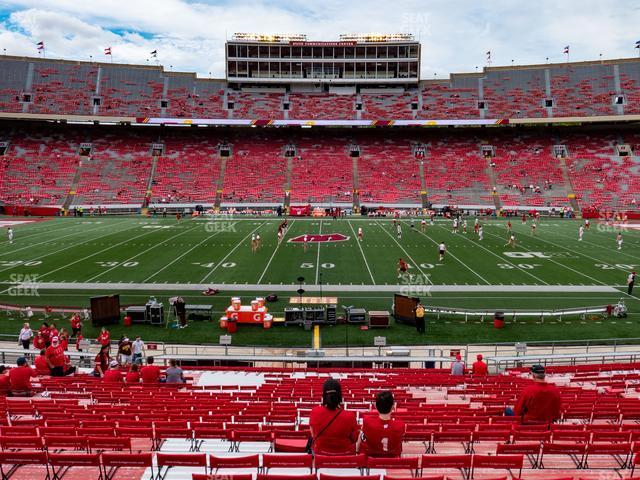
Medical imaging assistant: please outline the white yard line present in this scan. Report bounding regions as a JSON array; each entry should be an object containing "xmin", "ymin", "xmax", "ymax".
[
  {"xmin": 142, "ymin": 226, "xmax": 230, "ymax": 282},
  {"xmin": 315, "ymin": 219, "xmax": 323, "ymax": 285},
  {"xmin": 0, "ymin": 220, "xmax": 85, "ymax": 247},
  {"xmin": 347, "ymin": 220, "xmax": 375, "ymax": 285},
  {"xmin": 484, "ymin": 228, "xmax": 607, "ymax": 285},
  {"xmin": 0, "ymin": 218, "xmax": 131, "ymax": 258},
  {"xmin": 257, "ymin": 220, "xmax": 295, "ymax": 284},
  {"xmin": 422, "ymin": 221, "xmax": 549, "ymax": 285},
  {"xmin": 0, "ymin": 220, "xmax": 139, "ymax": 276},
  {"xmin": 87, "ymin": 223, "xmax": 204, "ymax": 282},
  {"xmin": 374, "ymin": 221, "xmax": 432, "ymax": 284},
  {"xmin": 200, "ymin": 223, "xmax": 265, "ymax": 283}
]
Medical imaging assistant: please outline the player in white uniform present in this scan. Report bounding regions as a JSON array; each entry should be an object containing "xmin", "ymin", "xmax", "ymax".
[
  {"xmin": 396, "ymin": 224, "xmax": 402, "ymax": 240},
  {"xmin": 420, "ymin": 219, "xmax": 426, "ymax": 232},
  {"xmin": 578, "ymin": 225, "xmax": 584, "ymax": 241},
  {"xmin": 438, "ymin": 242, "xmax": 446, "ymax": 262},
  {"xmin": 478, "ymin": 225, "xmax": 484, "ymax": 241},
  {"xmin": 251, "ymin": 234, "xmax": 257, "ymax": 253},
  {"xmin": 277, "ymin": 229, "xmax": 283, "ymax": 244},
  {"xmin": 505, "ymin": 234, "xmax": 516, "ymax": 248},
  {"xmin": 303, "ymin": 234, "xmax": 309, "ymax": 252},
  {"xmin": 357, "ymin": 227, "xmax": 363, "ymax": 241},
  {"xmin": 617, "ymin": 233, "xmax": 623, "ymax": 250},
  {"xmin": 256, "ymin": 234, "xmax": 261, "ymax": 250},
  {"xmin": 584, "ymin": 219, "xmax": 590, "ymax": 230},
  {"xmin": 462, "ymin": 219, "xmax": 468, "ymax": 234},
  {"xmin": 7, "ymin": 228, "xmax": 13, "ymax": 244},
  {"xmin": 452, "ymin": 218, "xmax": 458, "ymax": 233}
]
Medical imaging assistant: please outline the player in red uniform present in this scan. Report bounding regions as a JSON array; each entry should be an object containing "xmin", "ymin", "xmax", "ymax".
[
  {"xmin": 507, "ymin": 220, "xmax": 512, "ymax": 232},
  {"xmin": 397, "ymin": 258, "xmax": 408, "ymax": 278}
]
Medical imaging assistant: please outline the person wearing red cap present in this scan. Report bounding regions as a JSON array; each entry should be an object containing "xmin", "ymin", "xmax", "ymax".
[
  {"xmin": 450, "ymin": 354, "xmax": 465, "ymax": 375},
  {"xmin": 514, "ymin": 364, "xmax": 561, "ymax": 424},
  {"xmin": 472, "ymin": 354, "xmax": 488, "ymax": 375}
]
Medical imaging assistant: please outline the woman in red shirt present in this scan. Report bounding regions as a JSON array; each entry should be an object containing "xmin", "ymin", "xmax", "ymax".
[
  {"xmin": 33, "ymin": 332, "xmax": 46, "ymax": 350},
  {"xmin": 97, "ymin": 328, "xmax": 110, "ymax": 351},
  {"xmin": 34, "ymin": 350, "xmax": 50, "ymax": 376},
  {"xmin": 309, "ymin": 378, "xmax": 359, "ymax": 455},
  {"xmin": 125, "ymin": 363, "xmax": 140, "ymax": 384}
]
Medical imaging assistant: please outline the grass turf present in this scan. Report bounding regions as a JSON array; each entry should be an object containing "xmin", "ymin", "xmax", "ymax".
[{"xmin": 0, "ymin": 215, "xmax": 638, "ymax": 347}]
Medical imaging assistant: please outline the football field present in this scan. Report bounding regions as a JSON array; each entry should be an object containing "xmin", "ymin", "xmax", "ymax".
[{"xmin": 0, "ymin": 215, "xmax": 638, "ymax": 346}]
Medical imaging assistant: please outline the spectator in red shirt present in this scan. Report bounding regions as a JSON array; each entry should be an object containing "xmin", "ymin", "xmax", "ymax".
[
  {"xmin": 0, "ymin": 367, "xmax": 9, "ymax": 396},
  {"xmin": 58, "ymin": 328, "xmax": 69, "ymax": 351},
  {"xmin": 513, "ymin": 364, "xmax": 562, "ymax": 425},
  {"xmin": 472, "ymin": 354, "xmax": 488, "ymax": 375},
  {"xmin": 39, "ymin": 323, "xmax": 51, "ymax": 346},
  {"xmin": 33, "ymin": 332, "xmax": 46, "ymax": 350},
  {"xmin": 140, "ymin": 356, "xmax": 161, "ymax": 384},
  {"xmin": 359, "ymin": 391, "xmax": 405, "ymax": 457},
  {"xmin": 97, "ymin": 328, "xmax": 110, "ymax": 351},
  {"xmin": 49, "ymin": 323, "xmax": 59, "ymax": 341},
  {"xmin": 309, "ymin": 378, "xmax": 359, "ymax": 455},
  {"xmin": 103, "ymin": 361, "xmax": 123, "ymax": 383},
  {"xmin": 125, "ymin": 363, "xmax": 140, "ymax": 384},
  {"xmin": 70, "ymin": 314, "xmax": 82, "ymax": 337},
  {"xmin": 93, "ymin": 344, "xmax": 111, "ymax": 378},
  {"xmin": 8, "ymin": 357, "xmax": 36, "ymax": 396},
  {"xmin": 45, "ymin": 336, "xmax": 74, "ymax": 377},
  {"xmin": 34, "ymin": 350, "xmax": 50, "ymax": 376}
]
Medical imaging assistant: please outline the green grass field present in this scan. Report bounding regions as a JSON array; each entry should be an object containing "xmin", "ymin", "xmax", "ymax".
[{"xmin": 0, "ymin": 215, "xmax": 638, "ymax": 347}]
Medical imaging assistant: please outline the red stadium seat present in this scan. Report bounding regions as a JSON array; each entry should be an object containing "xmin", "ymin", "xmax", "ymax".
[
  {"xmin": 0, "ymin": 450, "xmax": 49, "ymax": 480},
  {"xmin": 101, "ymin": 452, "xmax": 154, "ymax": 480},
  {"xmin": 420, "ymin": 454, "xmax": 472, "ymax": 478},
  {"xmin": 471, "ymin": 454, "xmax": 523, "ymax": 479},
  {"xmin": 48, "ymin": 452, "xmax": 101, "ymax": 480},
  {"xmin": 156, "ymin": 453, "xmax": 207, "ymax": 480}
]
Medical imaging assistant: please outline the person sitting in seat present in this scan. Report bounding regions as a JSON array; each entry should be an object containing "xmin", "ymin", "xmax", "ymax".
[
  {"xmin": 140, "ymin": 356, "xmax": 161, "ymax": 384},
  {"xmin": 309, "ymin": 378, "xmax": 359, "ymax": 455},
  {"xmin": 8, "ymin": 357, "xmax": 36, "ymax": 397},
  {"xmin": 125, "ymin": 363, "xmax": 140, "ymax": 384},
  {"xmin": 513, "ymin": 364, "xmax": 561, "ymax": 425},
  {"xmin": 34, "ymin": 349, "xmax": 50, "ymax": 376},
  {"xmin": 103, "ymin": 360, "xmax": 123, "ymax": 383},
  {"xmin": 472, "ymin": 354, "xmax": 488, "ymax": 375},
  {"xmin": 358, "ymin": 390, "xmax": 405, "ymax": 457},
  {"xmin": 0, "ymin": 366, "xmax": 9, "ymax": 396}
]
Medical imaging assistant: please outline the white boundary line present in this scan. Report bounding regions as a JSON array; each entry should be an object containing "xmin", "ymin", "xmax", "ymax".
[
  {"xmin": 421, "ymin": 221, "xmax": 549, "ymax": 285},
  {"xmin": 200, "ymin": 222, "xmax": 265, "ymax": 283},
  {"xmin": 0, "ymin": 220, "xmax": 84, "ymax": 247},
  {"xmin": 347, "ymin": 220, "xmax": 375, "ymax": 285},
  {"xmin": 87, "ymin": 222, "xmax": 204, "ymax": 282},
  {"xmin": 11, "ymin": 281, "xmax": 621, "ymax": 293},
  {"xmin": 257, "ymin": 220, "xmax": 295, "ymax": 284},
  {"xmin": 375, "ymin": 221, "xmax": 432, "ymax": 284}
]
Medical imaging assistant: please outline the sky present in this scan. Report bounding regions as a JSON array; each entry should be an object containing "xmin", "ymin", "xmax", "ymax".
[{"xmin": 0, "ymin": 0, "xmax": 638, "ymax": 79}]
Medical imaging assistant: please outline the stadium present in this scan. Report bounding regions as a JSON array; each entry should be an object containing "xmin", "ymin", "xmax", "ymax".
[{"xmin": 0, "ymin": 2, "xmax": 639, "ymax": 479}]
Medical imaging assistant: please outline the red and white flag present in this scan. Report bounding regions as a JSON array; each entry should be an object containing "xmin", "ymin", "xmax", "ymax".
[
  {"xmin": 104, "ymin": 47, "xmax": 112, "ymax": 55},
  {"xmin": 36, "ymin": 41, "xmax": 45, "ymax": 50}
]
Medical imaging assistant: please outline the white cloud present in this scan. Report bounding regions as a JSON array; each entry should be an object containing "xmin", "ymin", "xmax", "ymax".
[{"xmin": 0, "ymin": 0, "xmax": 638, "ymax": 78}]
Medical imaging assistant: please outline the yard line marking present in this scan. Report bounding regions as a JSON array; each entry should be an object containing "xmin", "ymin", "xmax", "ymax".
[
  {"xmin": 86, "ymin": 223, "xmax": 203, "ymax": 282},
  {"xmin": 484, "ymin": 228, "xmax": 606, "ymax": 285},
  {"xmin": 425, "ymin": 222, "xmax": 549, "ymax": 285},
  {"xmin": 347, "ymin": 220, "xmax": 375, "ymax": 285},
  {"xmin": 143, "ymin": 225, "xmax": 229, "ymax": 282},
  {"xmin": 34, "ymin": 221, "xmax": 179, "ymax": 281},
  {"xmin": 374, "ymin": 221, "xmax": 432, "ymax": 284},
  {"xmin": 315, "ymin": 219, "xmax": 323, "ymax": 285},
  {"xmin": 200, "ymin": 222, "xmax": 265, "ymax": 283},
  {"xmin": 541, "ymin": 227, "xmax": 640, "ymax": 262},
  {"xmin": 0, "ymin": 217, "xmax": 131, "ymax": 258},
  {"xmin": 398, "ymin": 220, "xmax": 490, "ymax": 285},
  {"xmin": 257, "ymin": 220, "xmax": 295, "ymax": 284},
  {"xmin": 0, "ymin": 219, "xmax": 139, "ymax": 276}
]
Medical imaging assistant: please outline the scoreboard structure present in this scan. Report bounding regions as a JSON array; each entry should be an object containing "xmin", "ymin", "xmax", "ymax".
[{"xmin": 226, "ymin": 33, "xmax": 420, "ymax": 86}]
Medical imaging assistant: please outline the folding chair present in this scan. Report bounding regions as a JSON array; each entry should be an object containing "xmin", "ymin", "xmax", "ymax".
[
  {"xmin": 420, "ymin": 454, "xmax": 472, "ymax": 480},
  {"xmin": 366, "ymin": 456, "xmax": 420, "ymax": 477},
  {"xmin": 496, "ymin": 441, "xmax": 541, "ymax": 468},
  {"xmin": 48, "ymin": 452, "xmax": 102, "ymax": 480},
  {"xmin": 581, "ymin": 442, "xmax": 632, "ymax": 469},
  {"xmin": 262, "ymin": 453, "xmax": 313, "ymax": 474},
  {"xmin": 101, "ymin": 452, "xmax": 154, "ymax": 480},
  {"xmin": 471, "ymin": 454, "xmax": 523, "ymax": 479},
  {"xmin": 208, "ymin": 454, "xmax": 260, "ymax": 476},
  {"xmin": 539, "ymin": 442, "xmax": 587, "ymax": 469},
  {"xmin": 0, "ymin": 450, "xmax": 50, "ymax": 480},
  {"xmin": 156, "ymin": 453, "xmax": 207, "ymax": 480}
]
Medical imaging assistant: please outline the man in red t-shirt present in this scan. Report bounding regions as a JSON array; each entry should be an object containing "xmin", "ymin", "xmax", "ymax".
[
  {"xmin": 514, "ymin": 364, "xmax": 561, "ymax": 424},
  {"xmin": 472, "ymin": 354, "xmax": 488, "ymax": 375},
  {"xmin": 34, "ymin": 350, "xmax": 50, "ymax": 376},
  {"xmin": 140, "ymin": 356, "xmax": 161, "ymax": 384},
  {"xmin": 97, "ymin": 328, "xmax": 110, "ymax": 350},
  {"xmin": 39, "ymin": 323, "xmax": 51, "ymax": 346},
  {"xmin": 0, "ymin": 366, "xmax": 9, "ymax": 396},
  {"xmin": 33, "ymin": 332, "xmax": 46, "ymax": 350},
  {"xmin": 103, "ymin": 361, "xmax": 123, "ymax": 383},
  {"xmin": 8, "ymin": 357, "xmax": 36, "ymax": 396},
  {"xmin": 45, "ymin": 337, "xmax": 69, "ymax": 377},
  {"xmin": 359, "ymin": 391, "xmax": 405, "ymax": 457}
]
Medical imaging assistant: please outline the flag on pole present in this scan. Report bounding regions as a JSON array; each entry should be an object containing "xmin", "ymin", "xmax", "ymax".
[
  {"xmin": 150, "ymin": 50, "xmax": 157, "ymax": 57},
  {"xmin": 486, "ymin": 50, "xmax": 491, "ymax": 59},
  {"xmin": 635, "ymin": 40, "xmax": 640, "ymax": 49},
  {"xmin": 104, "ymin": 47, "xmax": 112, "ymax": 55},
  {"xmin": 36, "ymin": 41, "xmax": 45, "ymax": 51},
  {"xmin": 563, "ymin": 45, "xmax": 570, "ymax": 54}
]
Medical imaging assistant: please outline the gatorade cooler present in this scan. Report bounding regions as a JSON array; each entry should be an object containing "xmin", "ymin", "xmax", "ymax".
[
  {"xmin": 251, "ymin": 300, "xmax": 259, "ymax": 311},
  {"xmin": 227, "ymin": 319, "xmax": 237, "ymax": 334},
  {"xmin": 494, "ymin": 311, "xmax": 505, "ymax": 329},
  {"xmin": 231, "ymin": 297, "xmax": 241, "ymax": 311}
]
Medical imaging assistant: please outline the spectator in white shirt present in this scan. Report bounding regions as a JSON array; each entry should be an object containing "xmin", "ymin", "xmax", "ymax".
[
  {"xmin": 18, "ymin": 323, "xmax": 33, "ymax": 350},
  {"xmin": 132, "ymin": 336, "xmax": 145, "ymax": 364}
]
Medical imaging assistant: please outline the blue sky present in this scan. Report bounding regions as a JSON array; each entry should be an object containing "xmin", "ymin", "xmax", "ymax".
[{"xmin": 0, "ymin": 0, "xmax": 638, "ymax": 78}]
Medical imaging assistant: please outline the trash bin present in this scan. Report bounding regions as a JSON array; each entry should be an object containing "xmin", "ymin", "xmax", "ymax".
[
  {"xmin": 493, "ymin": 311, "xmax": 505, "ymax": 329},
  {"xmin": 227, "ymin": 319, "xmax": 237, "ymax": 334}
]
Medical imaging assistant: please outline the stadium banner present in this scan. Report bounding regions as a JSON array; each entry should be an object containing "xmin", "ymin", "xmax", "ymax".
[
  {"xmin": 289, "ymin": 205, "xmax": 312, "ymax": 216},
  {"xmin": 136, "ymin": 117, "xmax": 508, "ymax": 127}
]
